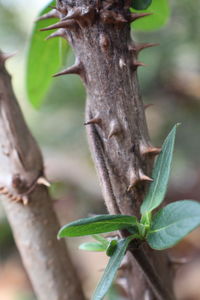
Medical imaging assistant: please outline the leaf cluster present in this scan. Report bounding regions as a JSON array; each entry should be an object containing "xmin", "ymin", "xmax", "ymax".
[{"xmin": 58, "ymin": 124, "xmax": 200, "ymax": 299}]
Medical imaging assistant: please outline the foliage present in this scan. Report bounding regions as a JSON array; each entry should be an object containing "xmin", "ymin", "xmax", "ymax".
[
  {"xmin": 26, "ymin": 0, "xmax": 69, "ymax": 108},
  {"xmin": 58, "ymin": 215, "xmax": 137, "ymax": 237},
  {"xmin": 140, "ymin": 124, "xmax": 178, "ymax": 214},
  {"xmin": 131, "ymin": 0, "xmax": 152, "ymax": 10},
  {"xmin": 58, "ymin": 124, "xmax": 200, "ymax": 299}
]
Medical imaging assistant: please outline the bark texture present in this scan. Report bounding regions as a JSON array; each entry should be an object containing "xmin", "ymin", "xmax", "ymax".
[
  {"xmin": 40, "ymin": 1, "xmax": 175, "ymax": 299},
  {"xmin": 0, "ymin": 53, "xmax": 85, "ymax": 300}
]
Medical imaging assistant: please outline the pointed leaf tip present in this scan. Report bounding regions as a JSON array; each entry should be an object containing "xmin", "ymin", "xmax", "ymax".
[
  {"xmin": 58, "ymin": 215, "xmax": 137, "ymax": 238},
  {"xmin": 141, "ymin": 124, "xmax": 180, "ymax": 215},
  {"xmin": 92, "ymin": 236, "xmax": 134, "ymax": 300}
]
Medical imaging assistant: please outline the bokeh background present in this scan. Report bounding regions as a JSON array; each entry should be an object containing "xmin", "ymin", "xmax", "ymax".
[{"xmin": 0, "ymin": 0, "xmax": 200, "ymax": 299}]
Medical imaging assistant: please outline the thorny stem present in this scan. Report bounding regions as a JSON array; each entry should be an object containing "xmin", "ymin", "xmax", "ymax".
[{"xmin": 39, "ymin": 1, "xmax": 175, "ymax": 299}]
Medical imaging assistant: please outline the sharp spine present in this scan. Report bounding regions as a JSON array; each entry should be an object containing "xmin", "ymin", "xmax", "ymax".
[
  {"xmin": 46, "ymin": 29, "xmax": 67, "ymax": 40},
  {"xmin": 140, "ymin": 143, "xmax": 161, "ymax": 156},
  {"xmin": 53, "ymin": 59, "xmax": 83, "ymax": 77},
  {"xmin": 133, "ymin": 61, "xmax": 146, "ymax": 69},
  {"xmin": 36, "ymin": 9, "xmax": 60, "ymax": 22},
  {"xmin": 37, "ymin": 177, "xmax": 51, "ymax": 187},
  {"xmin": 84, "ymin": 115, "xmax": 102, "ymax": 126},
  {"xmin": 133, "ymin": 43, "xmax": 159, "ymax": 53},
  {"xmin": 128, "ymin": 12, "xmax": 152, "ymax": 22},
  {"xmin": 40, "ymin": 20, "xmax": 75, "ymax": 31},
  {"xmin": 62, "ymin": 7, "xmax": 82, "ymax": 20},
  {"xmin": 139, "ymin": 169, "xmax": 153, "ymax": 182},
  {"xmin": 128, "ymin": 168, "xmax": 153, "ymax": 191}
]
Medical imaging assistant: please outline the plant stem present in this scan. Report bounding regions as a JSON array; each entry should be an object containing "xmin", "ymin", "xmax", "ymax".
[{"xmin": 0, "ymin": 52, "xmax": 86, "ymax": 300}]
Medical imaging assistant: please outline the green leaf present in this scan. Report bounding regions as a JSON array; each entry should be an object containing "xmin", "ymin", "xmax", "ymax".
[
  {"xmin": 141, "ymin": 124, "xmax": 179, "ymax": 215},
  {"xmin": 131, "ymin": 0, "xmax": 152, "ymax": 10},
  {"xmin": 92, "ymin": 236, "xmax": 133, "ymax": 300},
  {"xmin": 26, "ymin": 1, "xmax": 64, "ymax": 108},
  {"xmin": 131, "ymin": 0, "xmax": 170, "ymax": 31},
  {"xmin": 58, "ymin": 215, "xmax": 137, "ymax": 238},
  {"xmin": 106, "ymin": 240, "xmax": 118, "ymax": 257},
  {"xmin": 147, "ymin": 200, "xmax": 200, "ymax": 250},
  {"xmin": 79, "ymin": 242, "xmax": 107, "ymax": 252}
]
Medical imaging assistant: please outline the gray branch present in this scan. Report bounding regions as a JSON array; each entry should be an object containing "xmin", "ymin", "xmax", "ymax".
[{"xmin": 0, "ymin": 52, "xmax": 85, "ymax": 300}]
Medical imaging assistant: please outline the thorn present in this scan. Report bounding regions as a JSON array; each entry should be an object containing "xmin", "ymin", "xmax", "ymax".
[
  {"xmin": 53, "ymin": 59, "xmax": 83, "ymax": 77},
  {"xmin": 37, "ymin": 177, "xmax": 51, "ymax": 187},
  {"xmin": 128, "ymin": 12, "xmax": 153, "ymax": 23},
  {"xmin": 139, "ymin": 169, "xmax": 153, "ymax": 182},
  {"xmin": 36, "ymin": 9, "xmax": 60, "ymax": 22},
  {"xmin": 133, "ymin": 43, "xmax": 160, "ymax": 53},
  {"xmin": 22, "ymin": 195, "xmax": 29, "ymax": 205},
  {"xmin": 108, "ymin": 120, "xmax": 122, "ymax": 139},
  {"xmin": 62, "ymin": 7, "xmax": 82, "ymax": 21},
  {"xmin": 84, "ymin": 115, "xmax": 102, "ymax": 126},
  {"xmin": 40, "ymin": 20, "xmax": 75, "ymax": 31},
  {"xmin": 62, "ymin": 6, "xmax": 95, "ymax": 26},
  {"xmin": 46, "ymin": 29, "xmax": 67, "ymax": 40},
  {"xmin": 133, "ymin": 61, "xmax": 146, "ymax": 68},
  {"xmin": 127, "ymin": 169, "xmax": 153, "ymax": 191},
  {"xmin": 140, "ymin": 143, "xmax": 161, "ymax": 157}
]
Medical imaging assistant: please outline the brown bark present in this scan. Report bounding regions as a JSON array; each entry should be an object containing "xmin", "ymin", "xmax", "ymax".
[
  {"xmin": 0, "ymin": 53, "xmax": 85, "ymax": 300},
  {"xmin": 39, "ymin": 1, "xmax": 176, "ymax": 299}
]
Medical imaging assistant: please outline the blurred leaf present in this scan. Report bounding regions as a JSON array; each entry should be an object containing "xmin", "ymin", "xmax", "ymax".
[
  {"xmin": 132, "ymin": 0, "xmax": 152, "ymax": 10},
  {"xmin": 106, "ymin": 240, "xmax": 118, "ymax": 257},
  {"xmin": 131, "ymin": 0, "xmax": 170, "ymax": 31},
  {"xmin": 141, "ymin": 124, "xmax": 179, "ymax": 215},
  {"xmin": 92, "ymin": 237, "xmax": 133, "ymax": 300},
  {"xmin": 26, "ymin": 0, "xmax": 69, "ymax": 108},
  {"xmin": 79, "ymin": 242, "xmax": 107, "ymax": 252},
  {"xmin": 147, "ymin": 200, "xmax": 200, "ymax": 250},
  {"xmin": 58, "ymin": 215, "xmax": 137, "ymax": 238}
]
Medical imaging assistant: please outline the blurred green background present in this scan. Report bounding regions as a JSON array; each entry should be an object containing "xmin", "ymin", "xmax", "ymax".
[{"xmin": 0, "ymin": 1, "xmax": 200, "ymax": 299}]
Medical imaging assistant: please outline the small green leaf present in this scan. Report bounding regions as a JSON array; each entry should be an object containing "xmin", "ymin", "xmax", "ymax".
[
  {"xmin": 141, "ymin": 124, "xmax": 179, "ymax": 215},
  {"xmin": 92, "ymin": 236, "xmax": 134, "ymax": 300},
  {"xmin": 79, "ymin": 242, "xmax": 107, "ymax": 252},
  {"xmin": 147, "ymin": 200, "xmax": 200, "ymax": 250},
  {"xmin": 58, "ymin": 215, "xmax": 137, "ymax": 238},
  {"xmin": 131, "ymin": 0, "xmax": 152, "ymax": 10},
  {"xmin": 26, "ymin": 1, "xmax": 65, "ymax": 108},
  {"xmin": 106, "ymin": 240, "xmax": 118, "ymax": 257},
  {"xmin": 131, "ymin": 0, "xmax": 170, "ymax": 31}
]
